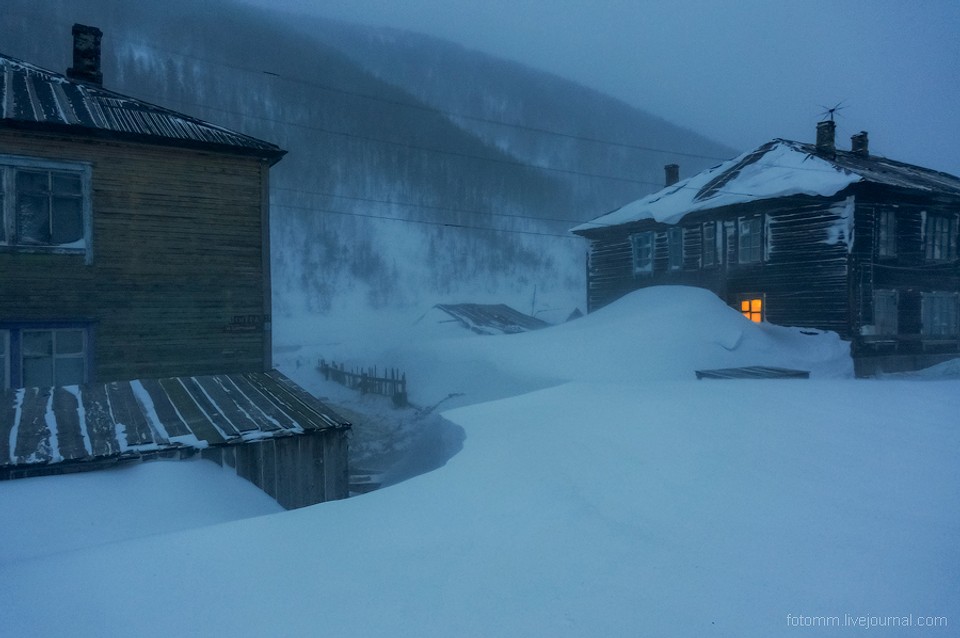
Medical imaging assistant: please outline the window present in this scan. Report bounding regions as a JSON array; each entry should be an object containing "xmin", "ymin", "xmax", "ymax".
[
  {"xmin": 702, "ymin": 222, "xmax": 717, "ymax": 267},
  {"xmin": 877, "ymin": 209, "xmax": 897, "ymax": 257},
  {"xmin": 873, "ymin": 290, "xmax": 898, "ymax": 336},
  {"xmin": 925, "ymin": 214, "xmax": 958, "ymax": 262},
  {"xmin": 668, "ymin": 227, "xmax": 682, "ymax": 271},
  {"xmin": 739, "ymin": 296, "xmax": 764, "ymax": 323},
  {"xmin": 921, "ymin": 292, "xmax": 959, "ymax": 338},
  {"xmin": 738, "ymin": 216, "xmax": 763, "ymax": 263},
  {"xmin": 630, "ymin": 232, "xmax": 653, "ymax": 275},
  {"xmin": 0, "ymin": 155, "xmax": 91, "ymax": 261},
  {"xmin": 0, "ymin": 325, "xmax": 89, "ymax": 389}
]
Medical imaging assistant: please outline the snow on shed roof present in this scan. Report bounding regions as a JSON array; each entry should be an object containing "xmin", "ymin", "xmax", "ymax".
[
  {"xmin": 0, "ymin": 371, "xmax": 349, "ymax": 477},
  {"xmin": 0, "ymin": 53, "xmax": 285, "ymax": 162},
  {"xmin": 572, "ymin": 138, "xmax": 960, "ymax": 234}
]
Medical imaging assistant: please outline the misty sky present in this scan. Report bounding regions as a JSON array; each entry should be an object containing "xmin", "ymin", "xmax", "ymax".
[{"xmin": 243, "ymin": 0, "xmax": 960, "ymax": 176}]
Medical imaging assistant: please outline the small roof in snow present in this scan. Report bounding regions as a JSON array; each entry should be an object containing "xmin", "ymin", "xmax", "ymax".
[
  {"xmin": 432, "ymin": 303, "xmax": 550, "ymax": 335},
  {"xmin": 572, "ymin": 138, "xmax": 960, "ymax": 234},
  {"xmin": 0, "ymin": 52, "xmax": 285, "ymax": 162},
  {"xmin": 0, "ymin": 371, "xmax": 350, "ymax": 478}
]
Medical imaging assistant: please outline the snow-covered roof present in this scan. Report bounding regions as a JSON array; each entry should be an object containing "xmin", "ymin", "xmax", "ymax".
[
  {"xmin": 572, "ymin": 138, "xmax": 960, "ymax": 234},
  {"xmin": 0, "ymin": 53, "xmax": 285, "ymax": 162},
  {"xmin": 0, "ymin": 371, "xmax": 350, "ymax": 476}
]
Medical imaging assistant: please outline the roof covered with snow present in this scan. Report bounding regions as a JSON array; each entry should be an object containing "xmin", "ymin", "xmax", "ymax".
[
  {"xmin": 572, "ymin": 138, "xmax": 960, "ymax": 234},
  {"xmin": 0, "ymin": 371, "xmax": 349, "ymax": 477},
  {"xmin": 0, "ymin": 53, "xmax": 285, "ymax": 161},
  {"xmin": 430, "ymin": 303, "xmax": 550, "ymax": 335}
]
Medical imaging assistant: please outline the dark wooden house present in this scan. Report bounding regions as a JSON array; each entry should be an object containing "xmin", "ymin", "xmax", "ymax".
[
  {"xmin": 0, "ymin": 26, "xmax": 350, "ymax": 506},
  {"xmin": 572, "ymin": 121, "xmax": 960, "ymax": 376}
]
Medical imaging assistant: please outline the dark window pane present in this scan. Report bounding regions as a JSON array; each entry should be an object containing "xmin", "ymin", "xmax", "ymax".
[
  {"xmin": 51, "ymin": 197, "xmax": 83, "ymax": 244},
  {"xmin": 52, "ymin": 172, "xmax": 82, "ymax": 196},
  {"xmin": 23, "ymin": 331, "xmax": 53, "ymax": 357},
  {"xmin": 56, "ymin": 330, "xmax": 85, "ymax": 355},
  {"xmin": 54, "ymin": 357, "xmax": 85, "ymax": 386},
  {"xmin": 23, "ymin": 356, "xmax": 54, "ymax": 387},
  {"xmin": 16, "ymin": 170, "xmax": 48, "ymax": 194},
  {"xmin": 16, "ymin": 194, "xmax": 51, "ymax": 244}
]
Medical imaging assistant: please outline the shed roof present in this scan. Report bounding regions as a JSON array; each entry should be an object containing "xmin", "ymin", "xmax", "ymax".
[
  {"xmin": 433, "ymin": 303, "xmax": 550, "ymax": 335},
  {"xmin": 0, "ymin": 371, "xmax": 349, "ymax": 477},
  {"xmin": 572, "ymin": 139, "xmax": 960, "ymax": 234},
  {"xmin": 0, "ymin": 52, "xmax": 285, "ymax": 162}
]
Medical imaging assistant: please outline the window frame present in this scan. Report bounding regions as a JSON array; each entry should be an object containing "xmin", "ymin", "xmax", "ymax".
[
  {"xmin": 738, "ymin": 215, "xmax": 763, "ymax": 264},
  {"xmin": 921, "ymin": 292, "xmax": 959, "ymax": 339},
  {"xmin": 702, "ymin": 221, "xmax": 717, "ymax": 268},
  {"xmin": 0, "ymin": 329, "xmax": 8, "ymax": 391},
  {"xmin": 0, "ymin": 154, "xmax": 93, "ymax": 264},
  {"xmin": 0, "ymin": 323, "xmax": 92, "ymax": 389},
  {"xmin": 667, "ymin": 227, "xmax": 683, "ymax": 271},
  {"xmin": 737, "ymin": 294, "xmax": 765, "ymax": 323},
  {"xmin": 877, "ymin": 209, "xmax": 897, "ymax": 258},
  {"xmin": 924, "ymin": 213, "xmax": 958, "ymax": 263},
  {"xmin": 630, "ymin": 231, "xmax": 654, "ymax": 276},
  {"xmin": 873, "ymin": 290, "xmax": 899, "ymax": 336}
]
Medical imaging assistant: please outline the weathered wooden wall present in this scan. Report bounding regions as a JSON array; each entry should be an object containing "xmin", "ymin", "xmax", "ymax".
[
  {"xmin": 202, "ymin": 429, "xmax": 350, "ymax": 509},
  {"xmin": 0, "ymin": 129, "xmax": 270, "ymax": 381}
]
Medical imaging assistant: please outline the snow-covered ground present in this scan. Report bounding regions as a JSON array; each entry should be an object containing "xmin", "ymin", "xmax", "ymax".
[{"xmin": 2, "ymin": 287, "xmax": 957, "ymax": 637}]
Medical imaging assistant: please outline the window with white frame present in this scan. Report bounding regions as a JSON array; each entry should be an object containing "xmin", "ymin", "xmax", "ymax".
[
  {"xmin": 668, "ymin": 227, "xmax": 682, "ymax": 271},
  {"xmin": 873, "ymin": 290, "xmax": 898, "ymax": 336},
  {"xmin": 921, "ymin": 292, "xmax": 959, "ymax": 338},
  {"xmin": 0, "ymin": 155, "xmax": 91, "ymax": 258},
  {"xmin": 925, "ymin": 214, "xmax": 958, "ymax": 262},
  {"xmin": 877, "ymin": 209, "xmax": 897, "ymax": 258},
  {"xmin": 630, "ymin": 231, "xmax": 653, "ymax": 275},
  {"xmin": 702, "ymin": 221, "xmax": 717, "ymax": 267},
  {"xmin": 738, "ymin": 216, "xmax": 763, "ymax": 264}
]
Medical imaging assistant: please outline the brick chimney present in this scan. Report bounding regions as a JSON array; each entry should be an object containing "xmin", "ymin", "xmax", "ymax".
[
  {"xmin": 851, "ymin": 131, "xmax": 869, "ymax": 157},
  {"xmin": 815, "ymin": 120, "xmax": 836, "ymax": 155},
  {"xmin": 664, "ymin": 163, "xmax": 680, "ymax": 187},
  {"xmin": 66, "ymin": 24, "xmax": 103, "ymax": 86}
]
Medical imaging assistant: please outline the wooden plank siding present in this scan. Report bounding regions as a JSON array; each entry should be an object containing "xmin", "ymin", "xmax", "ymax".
[{"xmin": 0, "ymin": 129, "xmax": 270, "ymax": 383}]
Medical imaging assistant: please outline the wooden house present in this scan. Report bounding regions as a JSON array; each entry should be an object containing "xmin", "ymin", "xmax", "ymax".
[
  {"xmin": 0, "ymin": 25, "xmax": 350, "ymax": 506},
  {"xmin": 572, "ymin": 121, "xmax": 960, "ymax": 376}
]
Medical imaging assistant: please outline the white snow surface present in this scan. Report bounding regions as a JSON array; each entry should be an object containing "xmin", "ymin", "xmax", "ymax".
[
  {"xmin": 572, "ymin": 140, "xmax": 861, "ymax": 230},
  {"xmin": 2, "ymin": 286, "xmax": 958, "ymax": 637}
]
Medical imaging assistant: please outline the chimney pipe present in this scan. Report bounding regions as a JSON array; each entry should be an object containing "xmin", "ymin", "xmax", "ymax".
[
  {"xmin": 66, "ymin": 24, "xmax": 103, "ymax": 86},
  {"xmin": 851, "ymin": 131, "xmax": 869, "ymax": 157},
  {"xmin": 664, "ymin": 163, "xmax": 680, "ymax": 187},
  {"xmin": 815, "ymin": 120, "xmax": 836, "ymax": 155}
]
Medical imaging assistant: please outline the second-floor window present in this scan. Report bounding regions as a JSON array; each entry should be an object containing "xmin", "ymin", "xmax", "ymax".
[
  {"xmin": 925, "ymin": 214, "xmax": 958, "ymax": 262},
  {"xmin": 921, "ymin": 292, "xmax": 959, "ymax": 338},
  {"xmin": 877, "ymin": 209, "xmax": 897, "ymax": 257},
  {"xmin": 0, "ymin": 155, "xmax": 92, "ymax": 261}
]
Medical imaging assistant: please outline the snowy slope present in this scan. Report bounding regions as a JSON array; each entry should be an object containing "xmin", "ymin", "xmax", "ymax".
[{"xmin": 1, "ymin": 287, "xmax": 957, "ymax": 637}]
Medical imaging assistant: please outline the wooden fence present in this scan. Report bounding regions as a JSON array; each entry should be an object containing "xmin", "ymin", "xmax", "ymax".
[{"xmin": 319, "ymin": 359, "xmax": 408, "ymax": 407}]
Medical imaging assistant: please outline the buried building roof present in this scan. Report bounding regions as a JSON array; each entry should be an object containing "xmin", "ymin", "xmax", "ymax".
[
  {"xmin": 432, "ymin": 303, "xmax": 551, "ymax": 335},
  {"xmin": 0, "ymin": 370, "xmax": 350, "ymax": 480}
]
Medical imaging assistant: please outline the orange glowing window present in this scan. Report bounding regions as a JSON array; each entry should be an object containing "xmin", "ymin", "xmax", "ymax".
[{"xmin": 740, "ymin": 298, "xmax": 763, "ymax": 322}]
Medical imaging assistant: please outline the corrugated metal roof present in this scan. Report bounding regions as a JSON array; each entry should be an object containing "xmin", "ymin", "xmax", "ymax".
[
  {"xmin": 434, "ymin": 303, "xmax": 550, "ymax": 335},
  {"xmin": 0, "ymin": 371, "xmax": 350, "ymax": 474},
  {"xmin": 0, "ymin": 52, "xmax": 284, "ymax": 160}
]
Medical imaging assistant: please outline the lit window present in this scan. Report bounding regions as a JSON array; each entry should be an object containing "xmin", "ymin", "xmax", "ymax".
[
  {"xmin": 738, "ymin": 216, "xmax": 763, "ymax": 263},
  {"xmin": 702, "ymin": 222, "xmax": 717, "ymax": 267},
  {"xmin": 873, "ymin": 290, "xmax": 898, "ymax": 335},
  {"xmin": 921, "ymin": 292, "xmax": 959, "ymax": 338},
  {"xmin": 0, "ymin": 155, "xmax": 91, "ymax": 259},
  {"xmin": 740, "ymin": 297, "xmax": 763, "ymax": 323},
  {"xmin": 668, "ymin": 227, "xmax": 682, "ymax": 271},
  {"xmin": 925, "ymin": 214, "xmax": 958, "ymax": 262},
  {"xmin": 630, "ymin": 231, "xmax": 653, "ymax": 275},
  {"xmin": 877, "ymin": 210, "xmax": 897, "ymax": 257}
]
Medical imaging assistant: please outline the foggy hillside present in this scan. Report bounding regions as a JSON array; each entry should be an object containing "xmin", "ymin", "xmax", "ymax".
[{"xmin": 3, "ymin": 0, "xmax": 734, "ymax": 323}]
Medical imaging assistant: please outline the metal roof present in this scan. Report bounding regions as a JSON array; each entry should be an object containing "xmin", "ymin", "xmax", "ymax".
[
  {"xmin": 0, "ymin": 52, "xmax": 285, "ymax": 161},
  {"xmin": 433, "ymin": 303, "xmax": 550, "ymax": 335},
  {"xmin": 0, "ymin": 371, "xmax": 350, "ymax": 477}
]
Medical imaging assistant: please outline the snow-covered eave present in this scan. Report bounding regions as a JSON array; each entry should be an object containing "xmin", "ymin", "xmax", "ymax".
[{"xmin": 571, "ymin": 139, "xmax": 864, "ymax": 235}]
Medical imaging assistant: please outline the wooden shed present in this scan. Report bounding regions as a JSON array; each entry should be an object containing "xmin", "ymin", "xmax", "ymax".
[
  {"xmin": 572, "ymin": 121, "xmax": 960, "ymax": 376},
  {"xmin": 0, "ymin": 370, "xmax": 351, "ymax": 508}
]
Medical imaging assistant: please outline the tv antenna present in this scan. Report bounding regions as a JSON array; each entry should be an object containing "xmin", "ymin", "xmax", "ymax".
[{"xmin": 819, "ymin": 101, "xmax": 847, "ymax": 122}]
